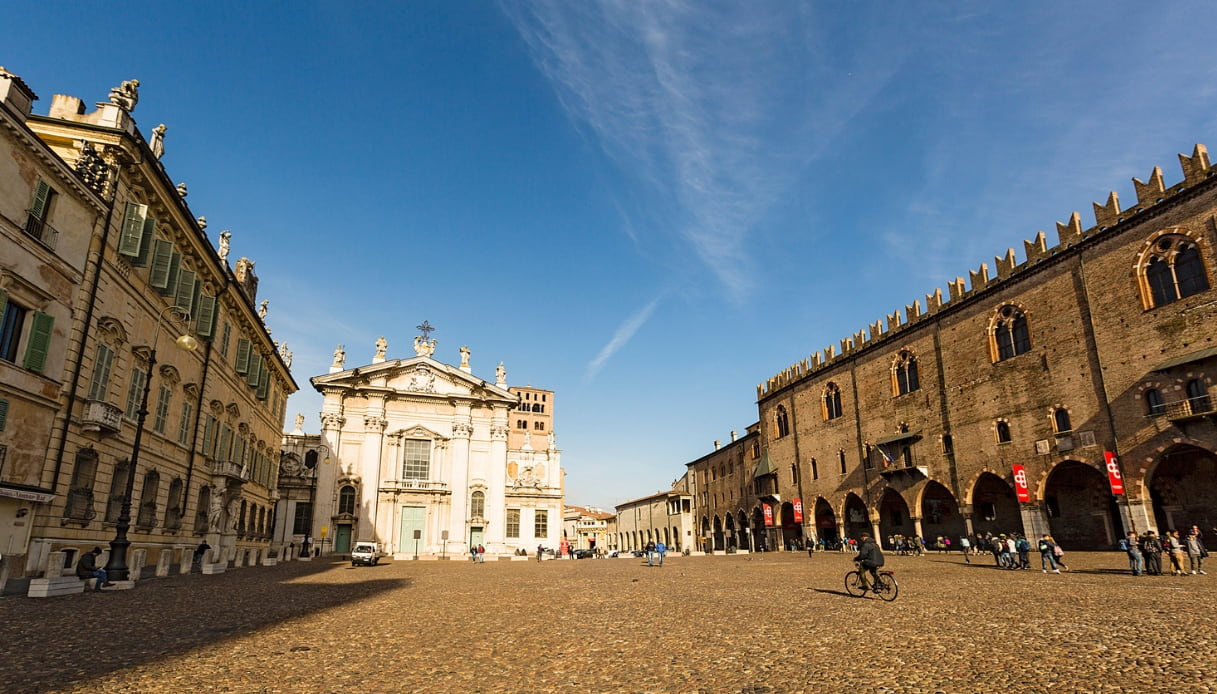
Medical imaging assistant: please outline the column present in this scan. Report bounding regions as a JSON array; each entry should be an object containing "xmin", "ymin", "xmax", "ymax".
[
  {"xmin": 486, "ymin": 405, "xmax": 510, "ymax": 550},
  {"xmin": 449, "ymin": 406, "xmax": 473, "ymax": 553},
  {"xmin": 360, "ymin": 410, "xmax": 387, "ymax": 543}
]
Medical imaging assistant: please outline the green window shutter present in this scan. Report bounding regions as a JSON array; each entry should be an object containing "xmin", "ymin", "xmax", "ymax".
[
  {"xmin": 0, "ymin": 288, "xmax": 8, "ymax": 319},
  {"xmin": 246, "ymin": 353, "xmax": 262, "ymax": 387},
  {"xmin": 132, "ymin": 217, "xmax": 156, "ymax": 268},
  {"xmin": 29, "ymin": 179, "xmax": 51, "ymax": 219},
  {"xmin": 118, "ymin": 203, "xmax": 148, "ymax": 257},
  {"xmin": 201, "ymin": 415, "xmax": 214, "ymax": 455},
  {"xmin": 0, "ymin": 398, "xmax": 8, "ymax": 430},
  {"xmin": 148, "ymin": 240, "xmax": 174, "ymax": 288},
  {"xmin": 195, "ymin": 295, "xmax": 217, "ymax": 339},
  {"xmin": 22, "ymin": 312, "xmax": 54, "ymax": 373},
  {"xmin": 257, "ymin": 368, "xmax": 269, "ymax": 400},
  {"xmin": 87, "ymin": 345, "xmax": 114, "ymax": 401},
  {"xmin": 235, "ymin": 338, "xmax": 251, "ymax": 373},
  {"xmin": 174, "ymin": 269, "xmax": 197, "ymax": 317}
]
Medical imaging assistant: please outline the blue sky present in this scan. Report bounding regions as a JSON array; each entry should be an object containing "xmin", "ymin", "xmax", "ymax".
[{"xmin": 7, "ymin": 3, "xmax": 1217, "ymax": 509}]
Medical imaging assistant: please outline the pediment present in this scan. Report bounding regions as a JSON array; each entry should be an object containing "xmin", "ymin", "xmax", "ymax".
[
  {"xmin": 390, "ymin": 424, "xmax": 447, "ymax": 441},
  {"xmin": 312, "ymin": 355, "xmax": 516, "ymax": 405}
]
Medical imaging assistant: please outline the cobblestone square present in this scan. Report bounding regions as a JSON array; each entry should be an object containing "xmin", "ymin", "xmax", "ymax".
[{"xmin": 3, "ymin": 550, "xmax": 1214, "ymax": 693}]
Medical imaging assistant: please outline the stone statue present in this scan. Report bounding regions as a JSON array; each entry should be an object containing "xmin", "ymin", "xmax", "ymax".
[
  {"xmin": 258, "ymin": 300, "xmax": 269, "ymax": 320},
  {"xmin": 332, "ymin": 344, "xmax": 345, "ymax": 368},
  {"xmin": 295, "ymin": 413, "xmax": 305, "ymax": 431},
  {"xmin": 496, "ymin": 362, "xmax": 506, "ymax": 387},
  {"xmin": 218, "ymin": 231, "xmax": 231, "ymax": 261},
  {"xmin": 108, "ymin": 79, "xmax": 140, "ymax": 111},
  {"xmin": 176, "ymin": 182, "xmax": 187, "ymax": 198},
  {"xmin": 197, "ymin": 216, "xmax": 207, "ymax": 230},
  {"xmin": 234, "ymin": 257, "xmax": 255, "ymax": 283},
  {"xmin": 375, "ymin": 336, "xmax": 388, "ymax": 359},
  {"xmin": 459, "ymin": 345, "xmax": 470, "ymax": 369},
  {"xmin": 412, "ymin": 335, "xmax": 436, "ymax": 357},
  {"xmin": 150, "ymin": 124, "xmax": 166, "ymax": 159},
  {"xmin": 284, "ymin": 349, "xmax": 293, "ymax": 368},
  {"xmin": 547, "ymin": 430, "xmax": 556, "ymax": 450},
  {"xmin": 226, "ymin": 496, "xmax": 240, "ymax": 532},
  {"xmin": 208, "ymin": 486, "xmax": 225, "ymax": 531}
]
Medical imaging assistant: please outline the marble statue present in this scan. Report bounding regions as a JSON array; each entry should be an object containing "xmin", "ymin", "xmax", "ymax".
[
  {"xmin": 176, "ymin": 182, "xmax": 187, "ymax": 198},
  {"xmin": 258, "ymin": 300, "xmax": 269, "ymax": 320},
  {"xmin": 197, "ymin": 216, "xmax": 207, "ymax": 230},
  {"xmin": 108, "ymin": 79, "xmax": 140, "ymax": 111},
  {"xmin": 496, "ymin": 362, "xmax": 506, "ymax": 386},
  {"xmin": 208, "ymin": 487, "xmax": 225, "ymax": 531},
  {"xmin": 295, "ymin": 413, "xmax": 305, "ymax": 431},
  {"xmin": 150, "ymin": 124, "xmax": 166, "ymax": 159},
  {"xmin": 284, "ymin": 349, "xmax": 293, "ymax": 368},
  {"xmin": 375, "ymin": 336, "xmax": 387, "ymax": 359},
  {"xmin": 332, "ymin": 344, "xmax": 345, "ymax": 368},
  {"xmin": 412, "ymin": 335, "xmax": 436, "ymax": 357},
  {"xmin": 460, "ymin": 345, "xmax": 470, "ymax": 369},
  {"xmin": 218, "ymin": 231, "xmax": 231, "ymax": 261}
]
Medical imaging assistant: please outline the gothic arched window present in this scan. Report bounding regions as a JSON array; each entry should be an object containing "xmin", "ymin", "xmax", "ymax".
[
  {"xmin": 893, "ymin": 350, "xmax": 920, "ymax": 396},
  {"xmin": 1142, "ymin": 235, "xmax": 1210, "ymax": 308},
  {"xmin": 993, "ymin": 305, "xmax": 1031, "ymax": 361},
  {"xmin": 823, "ymin": 383, "xmax": 843, "ymax": 420},
  {"xmin": 775, "ymin": 406, "xmax": 790, "ymax": 438}
]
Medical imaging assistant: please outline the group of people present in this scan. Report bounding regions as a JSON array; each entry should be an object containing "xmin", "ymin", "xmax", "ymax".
[
  {"xmin": 643, "ymin": 540, "xmax": 667, "ymax": 566},
  {"xmin": 469, "ymin": 544, "xmax": 486, "ymax": 563},
  {"xmin": 1122, "ymin": 526, "xmax": 1208, "ymax": 576}
]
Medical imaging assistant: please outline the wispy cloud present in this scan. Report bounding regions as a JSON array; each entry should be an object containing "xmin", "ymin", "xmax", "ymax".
[
  {"xmin": 586, "ymin": 295, "xmax": 661, "ymax": 379},
  {"xmin": 501, "ymin": 2, "xmax": 895, "ymax": 301}
]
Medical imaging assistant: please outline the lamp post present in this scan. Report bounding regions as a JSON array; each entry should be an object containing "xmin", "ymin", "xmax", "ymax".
[
  {"xmin": 303, "ymin": 443, "xmax": 329, "ymax": 557},
  {"xmin": 106, "ymin": 305, "xmax": 197, "ymax": 581}
]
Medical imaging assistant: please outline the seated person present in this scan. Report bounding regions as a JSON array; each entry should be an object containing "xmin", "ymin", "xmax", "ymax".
[{"xmin": 76, "ymin": 547, "xmax": 113, "ymax": 590}]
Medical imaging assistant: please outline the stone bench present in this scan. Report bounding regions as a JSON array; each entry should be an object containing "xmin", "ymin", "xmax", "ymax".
[{"xmin": 27, "ymin": 576, "xmax": 87, "ymax": 598}]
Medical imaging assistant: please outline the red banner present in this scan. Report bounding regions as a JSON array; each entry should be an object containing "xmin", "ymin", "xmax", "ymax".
[
  {"xmin": 1012, "ymin": 464, "xmax": 1030, "ymax": 503},
  {"xmin": 1105, "ymin": 451, "xmax": 1124, "ymax": 495},
  {"xmin": 762, "ymin": 503, "xmax": 774, "ymax": 526},
  {"xmin": 793, "ymin": 498, "xmax": 804, "ymax": 523}
]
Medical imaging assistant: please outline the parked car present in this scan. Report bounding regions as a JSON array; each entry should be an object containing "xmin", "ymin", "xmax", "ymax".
[
  {"xmin": 573, "ymin": 549, "xmax": 596, "ymax": 559},
  {"xmin": 351, "ymin": 542, "xmax": 385, "ymax": 566}
]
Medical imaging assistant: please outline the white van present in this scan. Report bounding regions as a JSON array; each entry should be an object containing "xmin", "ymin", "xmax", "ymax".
[{"xmin": 351, "ymin": 542, "xmax": 384, "ymax": 566}]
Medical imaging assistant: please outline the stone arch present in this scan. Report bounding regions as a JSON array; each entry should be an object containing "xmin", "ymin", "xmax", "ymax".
[
  {"xmin": 724, "ymin": 513, "xmax": 737, "ymax": 550},
  {"xmin": 779, "ymin": 501, "xmax": 802, "ymax": 549},
  {"xmin": 1133, "ymin": 226, "xmax": 1212, "ymax": 310},
  {"xmin": 1044, "ymin": 459, "xmax": 1122, "ymax": 549},
  {"xmin": 876, "ymin": 488, "xmax": 913, "ymax": 548},
  {"xmin": 712, "ymin": 515, "xmax": 724, "ymax": 552},
  {"xmin": 970, "ymin": 470, "xmax": 1021, "ymax": 537},
  {"xmin": 842, "ymin": 492, "xmax": 871, "ymax": 541},
  {"xmin": 813, "ymin": 497, "xmax": 838, "ymax": 543},
  {"xmin": 1146, "ymin": 443, "xmax": 1217, "ymax": 534},
  {"xmin": 917, "ymin": 480, "xmax": 965, "ymax": 542},
  {"xmin": 751, "ymin": 506, "xmax": 767, "ymax": 551}
]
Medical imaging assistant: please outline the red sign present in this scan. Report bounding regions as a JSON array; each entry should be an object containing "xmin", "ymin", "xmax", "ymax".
[
  {"xmin": 1012, "ymin": 464, "xmax": 1030, "ymax": 503},
  {"xmin": 762, "ymin": 503, "xmax": 774, "ymax": 526},
  {"xmin": 1105, "ymin": 451, "xmax": 1124, "ymax": 495},
  {"xmin": 792, "ymin": 498, "xmax": 804, "ymax": 523}
]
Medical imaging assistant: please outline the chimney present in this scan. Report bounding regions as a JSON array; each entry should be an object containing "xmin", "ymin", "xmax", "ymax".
[
  {"xmin": 713, "ymin": 440, "xmax": 721, "ymax": 450},
  {"xmin": 730, "ymin": 430, "xmax": 738, "ymax": 442},
  {"xmin": 0, "ymin": 67, "xmax": 37, "ymax": 119}
]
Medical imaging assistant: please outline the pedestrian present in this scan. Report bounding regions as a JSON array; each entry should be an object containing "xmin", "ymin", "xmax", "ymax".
[
  {"xmin": 1016, "ymin": 535, "xmax": 1032, "ymax": 570},
  {"xmin": 1166, "ymin": 531, "xmax": 1187, "ymax": 575},
  {"xmin": 536, "ymin": 544, "xmax": 544, "ymax": 562},
  {"xmin": 1123, "ymin": 531, "xmax": 1144, "ymax": 576},
  {"xmin": 471, "ymin": 545, "xmax": 478, "ymax": 563},
  {"xmin": 959, "ymin": 536, "xmax": 971, "ymax": 564},
  {"xmin": 1141, "ymin": 531, "xmax": 1163, "ymax": 575},
  {"xmin": 76, "ymin": 547, "xmax": 112, "ymax": 590},
  {"xmin": 1037, "ymin": 534, "xmax": 1060, "ymax": 573},
  {"xmin": 645, "ymin": 540, "xmax": 656, "ymax": 566},
  {"xmin": 193, "ymin": 540, "xmax": 211, "ymax": 570},
  {"xmin": 1049, "ymin": 536, "xmax": 1069, "ymax": 571},
  {"xmin": 477, "ymin": 544, "xmax": 485, "ymax": 563},
  {"xmin": 1185, "ymin": 529, "xmax": 1207, "ymax": 575},
  {"xmin": 655, "ymin": 540, "xmax": 667, "ymax": 566}
]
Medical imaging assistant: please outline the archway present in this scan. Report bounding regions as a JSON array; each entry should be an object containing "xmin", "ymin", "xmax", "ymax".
[
  {"xmin": 700, "ymin": 517, "xmax": 710, "ymax": 552},
  {"xmin": 725, "ymin": 514, "xmax": 737, "ymax": 550},
  {"xmin": 751, "ymin": 506, "xmax": 768, "ymax": 551},
  {"xmin": 712, "ymin": 515, "xmax": 724, "ymax": 551},
  {"xmin": 1044, "ymin": 460, "xmax": 1121, "ymax": 549},
  {"xmin": 814, "ymin": 498, "xmax": 839, "ymax": 544},
  {"xmin": 1149, "ymin": 444, "xmax": 1217, "ymax": 534},
  {"xmin": 737, "ymin": 511, "xmax": 750, "ymax": 551},
  {"xmin": 920, "ymin": 480, "xmax": 966, "ymax": 545},
  {"xmin": 877, "ymin": 489, "xmax": 913, "ymax": 550},
  {"xmin": 842, "ymin": 493, "xmax": 870, "ymax": 541},
  {"xmin": 780, "ymin": 501, "xmax": 803, "ymax": 550},
  {"xmin": 971, "ymin": 471, "xmax": 1021, "ymax": 537}
]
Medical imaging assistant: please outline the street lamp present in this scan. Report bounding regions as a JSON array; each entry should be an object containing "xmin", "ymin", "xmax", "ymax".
[
  {"xmin": 303, "ymin": 443, "xmax": 329, "ymax": 557},
  {"xmin": 106, "ymin": 305, "xmax": 197, "ymax": 581}
]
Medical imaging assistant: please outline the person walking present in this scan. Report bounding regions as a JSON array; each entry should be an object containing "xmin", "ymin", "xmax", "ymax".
[
  {"xmin": 1037, "ymin": 535, "xmax": 1060, "ymax": 573},
  {"xmin": 655, "ymin": 540, "xmax": 667, "ymax": 567},
  {"xmin": 477, "ymin": 544, "xmax": 485, "ymax": 564},
  {"xmin": 1185, "ymin": 529, "xmax": 1208, "ymax": 575},
  {"xmin": 1166, "ymin": 531, "xmax": 1187, "ymax": 575},
  {"xmin": 1016, "ymin": 535, "xmax": 1032, "ymax": 570},
  {"xmin": 1123, "ymin": 531, "xmax": 1144, "ymax": 576},
  {"xmin": 959, "ymin": 536, "xmax": 971, "ymax": 564},
  {"xmin": 536, "ymin": 544, "xmax": 544, "ymax": 562},
  {"xmin": 1049, "ymin": 536, "xmax": 1069, "ymax": 571},
  {"xmin": 1141, "ymin": 531, "xmax": 1163, "ymax": 575},
  {"xmin": 645, "ymin": 540, "xmax": 657, "ymax": 566}
]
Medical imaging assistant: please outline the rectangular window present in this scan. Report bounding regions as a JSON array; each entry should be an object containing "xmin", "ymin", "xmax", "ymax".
[
  {"xmin": 0, "ymin": 297, "xmax": 28, "ymax": 362},
  {"xmin": 219, "ymin": 322, "xmax": 231, "ymax": 359},
  {"xmin": 124, "ymin": 367, "xmax": 148, "ymax": 421},
  {"xmin": 87, "ymin": 344, "xmax": 115, "ymax": 401},
  {"xmin": 153, "ymin": 384, "xmax": 171, "ymax": 434},
  {"xmin": 534, "ymin": 510, "xmax": 548, "ymax": 537},
  {"xmin": 177, "ymin": 400, "xmax": 193, "ymax": 445},
  {"xmin": 293, "ymin": 502, "xmax": 312, "ymax": 534},
  {"xmin": 506, "ymin": 508, "xmax": 520, "ymax": 538},
  {"xmin": 401, "ymin": 439, "xmax": 430, "ymax": 480}
]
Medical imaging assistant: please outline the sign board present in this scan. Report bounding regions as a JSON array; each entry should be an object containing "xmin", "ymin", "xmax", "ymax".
[
  {"xmin": 1012, "ymin": 465, "xmax": 1030, "ymax": 503},
  {"xmin": 792, "ymin": 498, "xmax": 804, "ymax": 523},
  {"xmin": 441, "ymin": 530, "xmax": 449, "ymax": 540},
  {"xmin": 320, "ymin": 525, "xmax": 328, "ymax": 538},
  {"xmin": 762, "ymin": 503, "xmax": 774, "ymax": 526},
  {"xmin": 1104, "ymin": 451, "xmax": 1124, "ymax": 495},
  {"xmin": 413, "ymin": 529, "xmax": 422, "ymax": 540}
]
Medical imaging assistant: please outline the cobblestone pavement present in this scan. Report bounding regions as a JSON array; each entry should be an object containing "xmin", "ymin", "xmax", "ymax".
[{"xmin": 3, "ymin": 550, "xmax": 1215, "ymax": 693}]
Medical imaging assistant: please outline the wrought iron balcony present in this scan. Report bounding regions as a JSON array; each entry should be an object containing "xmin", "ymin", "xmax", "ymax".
[
  {"xmin": 81, "ymin": 400, "xmax": 122, "ymax": 434},
  {"xmin": 211, "ymin": 460, "xmax": 249, "ymax": 481},
  {"xmin": 23, "ymin": 213, "xmax": 60, "ymax": 251}
]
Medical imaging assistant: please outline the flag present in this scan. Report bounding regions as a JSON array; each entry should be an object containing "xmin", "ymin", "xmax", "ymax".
[{"xmin": 874, "ymin": 443, "xmax": 892, "ymax": 467}]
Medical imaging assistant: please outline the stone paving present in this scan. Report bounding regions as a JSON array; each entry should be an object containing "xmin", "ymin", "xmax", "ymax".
[{"xmin": 2, "ymin": 549, "xmax": 1214, "ymax": 693}]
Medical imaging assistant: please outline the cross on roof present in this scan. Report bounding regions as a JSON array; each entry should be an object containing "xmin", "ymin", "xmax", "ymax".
[{"xmin": 416, "ymin": 320, "xmax": 435, "ymax": 340}]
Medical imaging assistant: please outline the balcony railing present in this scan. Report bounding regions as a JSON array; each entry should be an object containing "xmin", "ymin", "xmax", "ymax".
[
  {"xmin": 1164, "ymin": 395, "xmax": 1216, "ymax": 422},
  {"xmin": 81, "ymin": 400, "xmax": 122, "ymax": 434},
  {"xmin": 23, "ymin": 213, "xmax": 60, "ymax": 251},
  {"xmin": 211, "ymin": 460, "xmax": 249, "ymax": 481},
  {"xmin": 380, "ymin": 479, "xmax": 449, "ymax": 493}
]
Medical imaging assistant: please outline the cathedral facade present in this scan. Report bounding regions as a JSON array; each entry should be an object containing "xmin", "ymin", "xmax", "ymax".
[{"xmin": 299, "ymin": 333, "xmax": 564, "ymax": 558}]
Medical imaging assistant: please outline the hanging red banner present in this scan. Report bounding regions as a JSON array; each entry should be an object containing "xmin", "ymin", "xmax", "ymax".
[
  {"xmin": 762, "ymin": 503, "xmax": 774, "ymax": 526},
  {"xmin": 793, "ymin": 498, "xmax": 804, "ymax": 523},
  {"xmin": 1012, "ymin": 464, "xmax": 1030, "ymax": 503},
  {"xmin": 1105, "ymin": 451, "xmax": 1124, "ymax": 495}
]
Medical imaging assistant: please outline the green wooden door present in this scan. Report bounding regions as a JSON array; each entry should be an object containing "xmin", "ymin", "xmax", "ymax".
[
  {"xmin": 400, "ymin": 506, "xmax": 426, "ymax": 555},
  {"xmin": 335, "ymin": 525, "xmax": 352, "ymax": 553},
  {"xmin": 469, "ymin": 527, "xmax": 484, "ymax": 548}
]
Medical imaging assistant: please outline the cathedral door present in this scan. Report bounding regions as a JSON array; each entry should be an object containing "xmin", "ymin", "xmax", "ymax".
[{"xmin": 400, "ymin": 506, "xmax": 426, "ymax": 555}]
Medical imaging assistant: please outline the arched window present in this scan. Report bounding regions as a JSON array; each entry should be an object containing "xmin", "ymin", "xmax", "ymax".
[
  {"xmin": 105, "ymin": 459, "xmax": 131, "ymax": 523},
  {"xmin": 165, "ymin": 477, "xmax": 184, "ymax": 529},
  {"xmin": 823, "ymin": 383, "xmax": 843, "ymax": 420},
  {"xmin": 64, "ymin": 448, "xmax": 99, "ymax": 521},
  {"xmin": 1186, "ymin": 379, "xmax": 1211, "ymax": 413},
  {"xmin": 1053, "ymin": 408, "xmax": 1072, "ymax": 433},
  {"xmin": 469, "ymin": 490, "xmax": 485, "ymax": 519},
  {"xmin": 1145, "ymin": 388, "xmax": 1165, "ymax": 416},
  {"xmin": 338, "ymin": 485, "xmax": 356, "ymax": 515},
  {"xmin": 994, "ymin": 305, "xmax": 1031, "ymax": 361},
  {"xmin": 1143, "ymin": 235, "xmax": 1210, "ymax": 308},
  {"xmin": 894, "ymin": 350, "xmax": 920, "ymax": 396},
  {"xmin": 775, "ymin": 406, "xmax": 790, "ymax": 438},
  {"xmin": 995, "ymin": 421, "xmax": 1012, "ymax": 444},
  {"xmin": 136, "ymin": 469, "xmax": 160, "ymax": 528}
]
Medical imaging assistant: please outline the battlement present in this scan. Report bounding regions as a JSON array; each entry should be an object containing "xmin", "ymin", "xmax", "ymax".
[{"xmin": 758, "ymin": 144, "xmax": 1214, "ymax": 401}]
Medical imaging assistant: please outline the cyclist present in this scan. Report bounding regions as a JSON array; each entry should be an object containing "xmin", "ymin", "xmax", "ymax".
[{"xmin": 854, "ymin": 533, "xmax": 885, "ymax": 593}]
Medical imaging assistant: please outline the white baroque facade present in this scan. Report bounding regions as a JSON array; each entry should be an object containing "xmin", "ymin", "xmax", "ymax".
[{"xmin": 308, "ymin": 335, "xmax": 563, "ymax": 558}]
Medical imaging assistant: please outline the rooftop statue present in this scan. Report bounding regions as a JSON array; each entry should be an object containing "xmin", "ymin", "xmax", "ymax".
[{"xmin": 108, "ymin": 79, "xmax": 140, "ymax": 111}]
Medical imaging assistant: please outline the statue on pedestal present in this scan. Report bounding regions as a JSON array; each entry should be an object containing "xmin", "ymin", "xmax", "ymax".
[
  {"xmin": 108, "ymin": 79, "xmax": 140, "ymax": 111},
  {"xmin": 150, "ymin": 124, "xmax": 166, "ymax": 159}
]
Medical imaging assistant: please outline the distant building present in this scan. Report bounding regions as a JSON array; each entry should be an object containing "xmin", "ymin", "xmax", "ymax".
[
  {"xmin": 298, "ymin": 332, "xmax": 564, "ymax": 558},
  {"xmin": 562, "ymin": 504, "xmax": 612, "ymax": 552},
  {"xmin": 612, "ymin": 478, "xmax": 694, "ymax": 553}
]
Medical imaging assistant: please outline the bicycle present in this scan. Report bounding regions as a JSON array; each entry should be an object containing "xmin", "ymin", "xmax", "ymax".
[{"xmin": 844, "ymin": 569, "xmax": 899, "ymax": 601}]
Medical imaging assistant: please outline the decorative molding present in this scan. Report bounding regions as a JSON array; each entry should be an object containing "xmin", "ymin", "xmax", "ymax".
[{"xmin": 320, "ymin": 413, "xmax": 345, "ymax": 430}]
